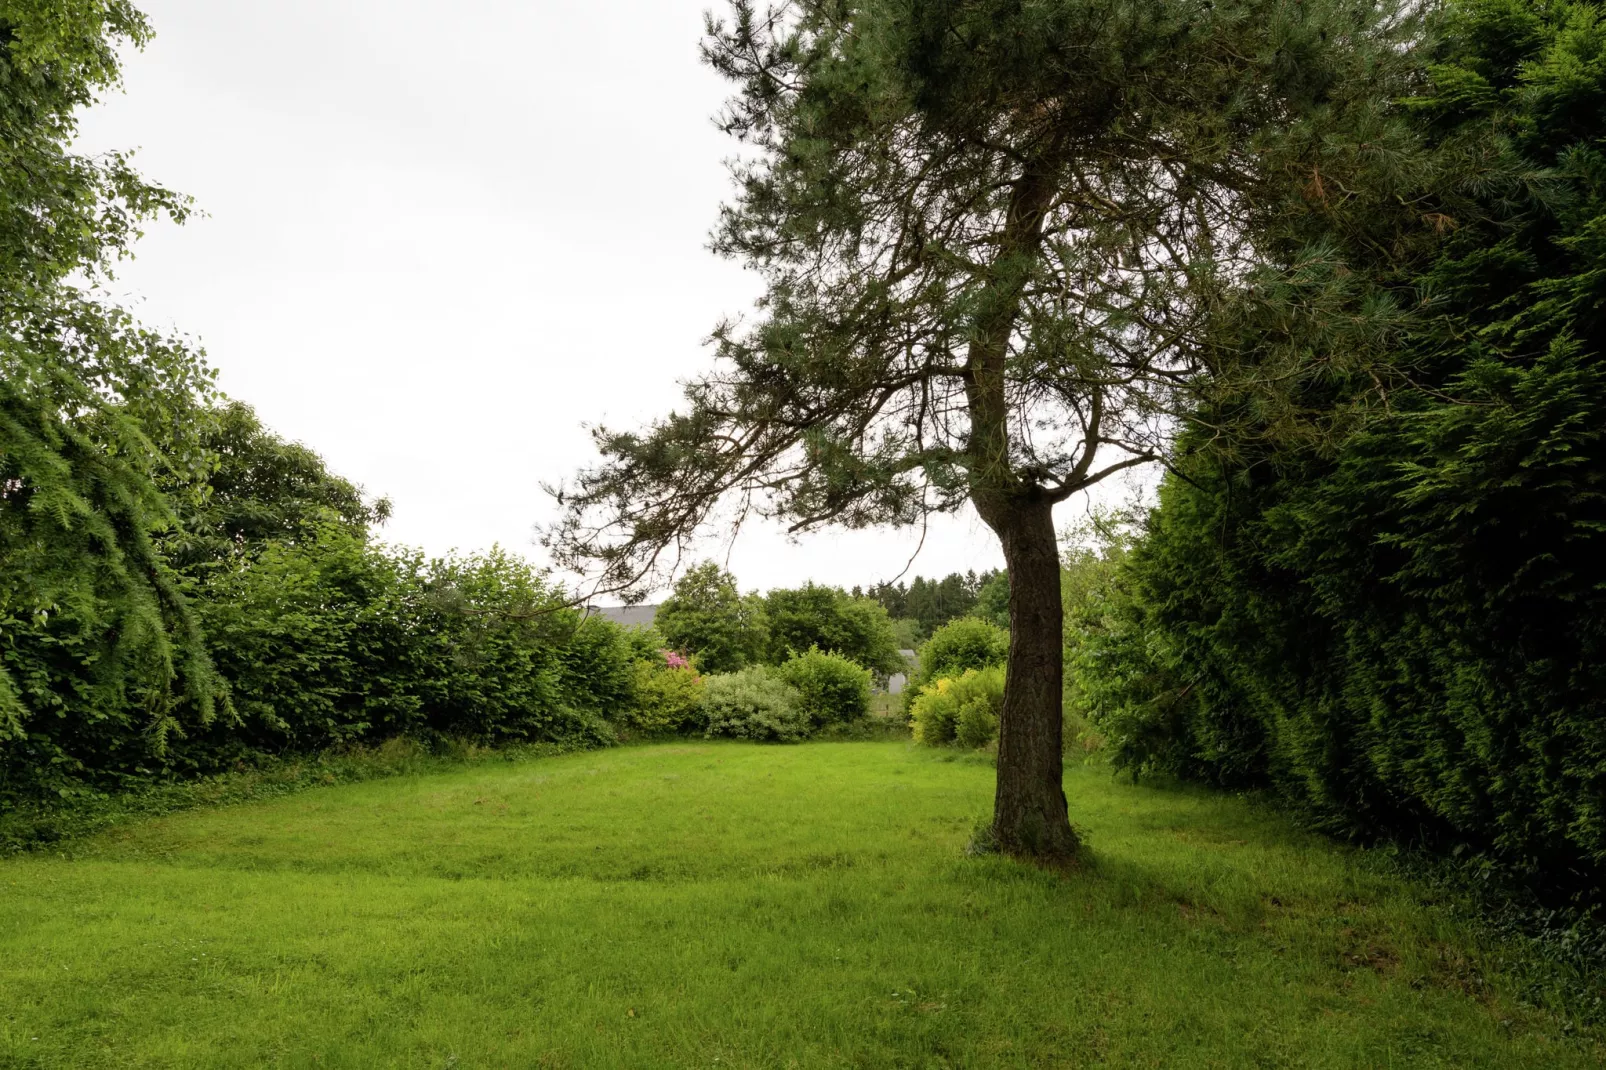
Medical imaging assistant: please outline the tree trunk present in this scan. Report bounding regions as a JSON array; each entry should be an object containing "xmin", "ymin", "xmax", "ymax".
[
  {"xmin": 981, "ymin": 493, "xmax": 1079, "ymax": 862},
  {"xmin": 957, "ymin": 151, "xmax": 1077, "ymax": 863}
]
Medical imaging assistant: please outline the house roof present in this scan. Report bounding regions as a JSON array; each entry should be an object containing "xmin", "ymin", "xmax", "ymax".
[{"xmin": 588, "ymin": 604, "xmax": 660, "ymax": 629}]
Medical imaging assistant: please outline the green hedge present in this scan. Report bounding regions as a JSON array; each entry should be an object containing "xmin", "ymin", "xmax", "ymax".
[
  {"xmin": 0, "ymin": 523, "xmax": 637, "ymax": 803},
  {"xmin": 1078, "ymin": 0, "xmax": 1606, "ymax": 896}
]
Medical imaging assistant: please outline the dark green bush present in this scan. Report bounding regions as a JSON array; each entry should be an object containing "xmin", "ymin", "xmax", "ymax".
[
  {"xmin": 1078, "ymin": 0, "xmax": 1606, "ymax": 897},
  {"xmin": 777, "ymin": 647, "xmax": 871, "ymax": 727},
  {"xmin": 1, "ymin": 517, "xmax": 631, "ymax": 803}
]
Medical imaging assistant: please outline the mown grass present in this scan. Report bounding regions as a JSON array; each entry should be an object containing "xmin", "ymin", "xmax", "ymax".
[
  {"xmin": 0, "ymin": 738, "xmax": 589, "ymax": 855},
  {"xmin": 0, "ymin": 741, "xmax": 1599, "ymax": 1068}
]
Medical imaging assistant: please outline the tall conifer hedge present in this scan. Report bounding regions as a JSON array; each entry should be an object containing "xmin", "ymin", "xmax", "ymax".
[{"xmin": 1081, "ymin": 0, "xmax": 1606, "ymax": 895}]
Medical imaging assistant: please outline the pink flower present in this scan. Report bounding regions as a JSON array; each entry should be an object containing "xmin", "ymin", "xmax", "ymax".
[{"xmin": 661, "ymin": 649, "xmax": 692, "ymax": 669}]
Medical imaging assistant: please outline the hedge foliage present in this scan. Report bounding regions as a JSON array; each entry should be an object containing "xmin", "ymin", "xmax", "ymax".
[
  {"xmin": 1078, "ymin": 0, "xmax": 1606, "ymax": 896},
  {"xmin": 0, "ymin": 405, "xmax": 654, "ymax": 806},
  {"xmin": 2, "ymin": 388, "xmax": 900, "ymax": 805}
]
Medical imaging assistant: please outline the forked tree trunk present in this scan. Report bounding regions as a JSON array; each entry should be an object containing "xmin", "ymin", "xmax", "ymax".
[
  {"xmin": 959, "ymin": 154, "xmax": 1078, "ymax": 863},
  {"xmin": 982, "ymin": 494, "xmax": 1079, "ymax": 862}
]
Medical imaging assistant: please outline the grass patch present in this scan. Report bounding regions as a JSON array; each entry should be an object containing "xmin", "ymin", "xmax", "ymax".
[
  {"xmin": 1, "ymin": 741, "xmax": 1600, "ymax": 1068},
  {"xmin": 0, "ymin": 737, "xmax": 594, "ymax": 855}
]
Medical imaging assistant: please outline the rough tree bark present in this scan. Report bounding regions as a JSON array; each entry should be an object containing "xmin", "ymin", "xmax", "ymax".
[
  {"xmin": 974, "ymin": 493, "xmax": 1077, "ymax": 858},
  {"xmin": 961, "ymin": 156, "xmax": 1080, "ymax": 862}
]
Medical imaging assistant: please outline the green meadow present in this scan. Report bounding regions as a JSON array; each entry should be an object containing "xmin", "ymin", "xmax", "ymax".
[{"xmin": 1, "ymin": 741, "xmax": 1597, "ymax": 1069}]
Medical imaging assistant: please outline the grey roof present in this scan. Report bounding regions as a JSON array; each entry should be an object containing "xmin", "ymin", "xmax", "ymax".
[{"xmin": 589, "ymin": 604, "xmax": 660, "ymax": 629}]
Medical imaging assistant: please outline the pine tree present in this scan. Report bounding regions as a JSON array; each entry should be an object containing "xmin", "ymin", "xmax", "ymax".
[{"xmin": 549, "ymin": 0, "xmax": 1416, "ymax": 862}]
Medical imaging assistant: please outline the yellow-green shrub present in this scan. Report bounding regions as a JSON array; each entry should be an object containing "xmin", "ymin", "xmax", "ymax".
[
  {"xmin": 911, "ymin": 666, "xmax": 1004, "ymax": 748},
  {"xmin": 625, "ymin": 657, "xmax": 705, "ymax": 735}
]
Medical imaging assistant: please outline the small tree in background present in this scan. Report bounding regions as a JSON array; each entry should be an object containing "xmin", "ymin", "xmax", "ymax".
[
  {"xmin": 655, "ymin": 562, "xmax": 766, "ymax": 673},
  {"xmin": 548, "ymin": 0, "xmax": 1418, "ymax": 861},
  {"xmin": 762, "ymin": 583, "xmax": 901, "ymax": 674},
  {"xmin": 162, "ymin": 402, "xmax": 390, "ymax": 570}
]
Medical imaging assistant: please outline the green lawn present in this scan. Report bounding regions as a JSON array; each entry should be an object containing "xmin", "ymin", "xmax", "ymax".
[{"xmin": 0, "ymin": 741, "xmax": 1597, "ymax": 1068}]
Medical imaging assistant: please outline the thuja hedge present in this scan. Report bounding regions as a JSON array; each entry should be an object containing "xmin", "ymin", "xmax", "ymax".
[{"xmin": 1078, "ymin": 0, "xmax": 1606, "ymax": 896}]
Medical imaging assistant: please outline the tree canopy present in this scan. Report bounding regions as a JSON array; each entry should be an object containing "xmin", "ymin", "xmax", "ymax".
[
  {"xmin": 866, "ymin": 570, "xmax": 1000, "ymax": 639},
  {"xmin": 655, "ymin": 562, "xmax": 766, "ymax": 673},
  {"xmin": 160, "ymin": 402, "xmax": 390, "ymax": 571},
  {"xmin": 762, "ymin": 582, "xmax": 902, "ymax": 674}
]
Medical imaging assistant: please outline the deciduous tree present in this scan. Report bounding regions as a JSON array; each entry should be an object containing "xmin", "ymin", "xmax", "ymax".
[
  {"xmin": 655, "ymin": 561, "xmax": 766, "ymax": 673},
  {"xmin": 762, "ymin": 583, "xmax": 901, "ymax": 673}
]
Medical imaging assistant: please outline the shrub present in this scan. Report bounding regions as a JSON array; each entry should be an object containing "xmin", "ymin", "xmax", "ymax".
[
  {"xmin": 408, "ymin": 549, "xmax": 622, "ymax": 746},
  {"xmin": 777, "ymin": 647, "xmax": 870, "ymax": 727},
  {"xmin": 1, "ymin": 410, "xmax": 640, "ymax": 805},
  {"xmin": 626, "ymin": 657, "xmax": 706, "ymax": 735},
  {"xmin": 553, "ymin": 614, "xmax": 637, "ymax": 723},
  {"xmin": 911, "ymin": 678, "xmax": 961, "ymax": 745},
  {"xmin": 918, "ymin": 618, "xmax": 1008, "ymax": 681},
  {"xmin": 700, "ymin": 667, "xmax": 809, "ymax": 742},
  {"xmin": 905, "ymin": 617, "xmax": 1009, "ymax": 714},
  {"xmin": 955, "ymin": 698, "xmax": 1000, "ymax": 751},
  {"xmin": 912, "ymin": 666, "xmax": 1005, "ymax": 749},
  {"xmin": 193, "ymin": 521, "xmax": 419, "ymax": 756}
]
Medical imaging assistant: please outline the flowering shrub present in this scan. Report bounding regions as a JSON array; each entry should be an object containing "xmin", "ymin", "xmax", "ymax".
[{"xmin": 625, "ymin": 655, "xmax": 705, "ymax": 735}]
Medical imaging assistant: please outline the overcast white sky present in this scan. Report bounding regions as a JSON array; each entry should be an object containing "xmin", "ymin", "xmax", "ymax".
[{"xmin": 76, "ymin": 0, "xmax": 1149, "ymax": 600}]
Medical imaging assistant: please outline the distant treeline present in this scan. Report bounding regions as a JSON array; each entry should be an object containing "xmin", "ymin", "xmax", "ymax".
[{"xmin": 858, "ymin": 571, "xmax": 1008, "ymax": 643}]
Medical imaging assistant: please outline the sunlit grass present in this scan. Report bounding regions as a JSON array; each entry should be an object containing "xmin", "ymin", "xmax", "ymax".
[{"xmin": 1, "ymin": 741, "xmax": 1597, "ymax": 1068}]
